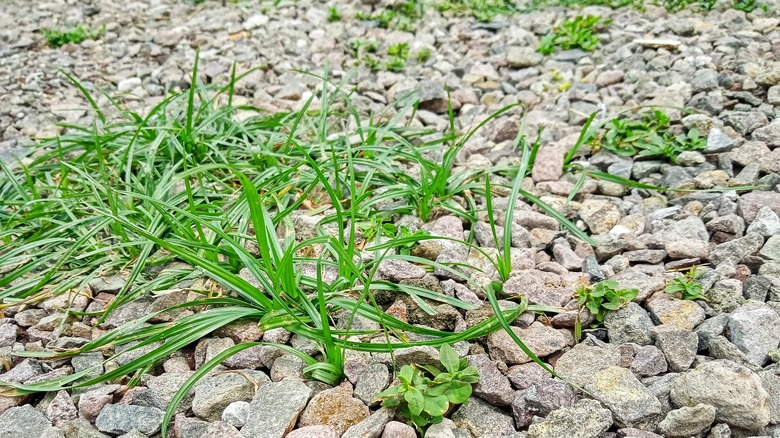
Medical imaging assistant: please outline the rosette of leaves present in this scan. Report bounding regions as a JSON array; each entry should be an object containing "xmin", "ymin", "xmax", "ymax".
[
  {"xmin": 574, "ymin": 279, "xmax": 638, "ymax": 341},
  {"xmin": 375, "ymin": 344, "xmax": 479, "ymax": 433}
]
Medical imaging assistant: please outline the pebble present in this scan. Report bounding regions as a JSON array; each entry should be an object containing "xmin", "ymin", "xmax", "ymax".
[
  {"xmin": 241, "ymin": 379, "xmax": 312, "ymax": 438},
  {"xmin": 527, "ymin": 399, "xmax": 612, "ymax": 438},
  {"xmin": 670, "ymin": 360, "xmax": 770, "ymax": 431}
]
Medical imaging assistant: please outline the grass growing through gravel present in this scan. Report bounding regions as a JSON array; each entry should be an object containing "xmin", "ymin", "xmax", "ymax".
[
  {"xmin": 41, "ymin": 25, "xmax": 105, "ymax": 48},
  {"xmin": 0, "ymin": 62, "xmax": 581, "ymax": 433},
  {"xmin": 538, "ymin": 15, "xmax": 611, "ymax": 55}
]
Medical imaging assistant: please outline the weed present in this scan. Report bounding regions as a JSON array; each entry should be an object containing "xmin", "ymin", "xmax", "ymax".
[
  {"xmin": 388, "ymin": 42, "xmax": 411, "ymax": 59},
  {"xmin": 665, "ymin": 268, "xmax": 705, "ymax": 300},
  {"xmin": 531, "ymin": 0, "xmax": 643, "ymax": 8},
  {"xmin": 415, "ymin": 48, "xmax": 432, "ymax": 64},
  {"xmin": 356, "ymin": 0, "xmax": 422, "ymax": 32},
  {"xmin": 657, "ymin": 0, "xmax": 716, "ymax": 12},
  {"xmin": 732, "ymin": 0, "xmax": 767, "ymax": 11},
  {"xmin": 375, "ymin": 344, "xmax": 479, "ymax": 434},
  {"xmin": 386, "ymin": 42, "xmax": 410, "ymax": 72},
  {"xmin": 575, "ymin": 279, "xmax": 638, "ymax": 341},
  {"xmin": 437, "ymin": 0, "xmax": 516, "ymax": 22},
  {"xmin": 327, "ymin": 6, "xmax": 341, "ymax": 22},
  {"xmin": 364, "ymin": 55, "xmax": 381, "ymax": 71},
  {"xmin": 386, "ymin": 56, "xmax": 407, "ymax": 72},
  {"xmin": 591, "ymin": 110, "xmax": 705, "ymax": 163},
  {"xmin": 41, "ymin": 25, "xmax": 105, "ymax": 48},
  {"xmin": 538, "ymin": 16, "xmax": 611, "ymax": 55}
]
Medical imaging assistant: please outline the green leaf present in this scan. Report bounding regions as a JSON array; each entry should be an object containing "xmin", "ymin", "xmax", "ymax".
[
  {"xmin": 375, "ymin": 385, "xmax": 403, "ymax": 399},
  {"xmin": 405, "ymin": 387, "xmax": 425, "ymax": 417},
  {"xmin": 399, "ymin": 365, "xmax": 415, "ymax": 385},
  {"xmin": 445, "ymin": 380, "xmax": 472, "ymax": 404},
  {"xmin": 423, "ymin": 394, "xmax": 449, "ymax": 417},
  {"xmin": 426, "ymin": 381, "xmax": 450, "ymax": 397},
  {"xmin": 439, "ymin": 343, "xmax": 460, "ymax": 374}
]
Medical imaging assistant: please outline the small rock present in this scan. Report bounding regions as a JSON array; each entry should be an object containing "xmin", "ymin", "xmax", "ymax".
[
  {"xmin": 381, "ymin": 421, "xmax": 417, "ymax": 438},
  {"xmin": 670, "ymin": 360, "xmax": 770, "ymax": 431},
  {"xmin": 506, "ymin": 46, "xmax": 543, "ymax": 68},
  {"xmin": 655, "ymin": 331, "xmax": 698, "ymax": 372},
  {"xmin": 658, "ymin": 404, "xmax": 717, "ymax": 438},
  {"xmin": 647, "ymin": 297, "xmax": 706, "ymax": 331},
  {"xmin": 0, "ymin": 405, "xmax": 52, "ymax": 438},
  {"xmin": 222, "ymin": 401, "xmax": 250, "ymax": 428},
  {"xmin": 752, "ymin": 120, "xmax": 780, "ymax": 147},
  {"xmin": 241, "ymin": 379, "xmax": 313, "ymax": 438},
  {"xmin": 604, "ymin": 303, "xmax": 655, "ymax": 346},
  {"xmin": 287, "ymin": 425, "xmax": 339, "ymax": 438},
  {"xmin": 523, "ymin": 378, "xmax": 578, "ymax": 417},
  {"xmin": 554, "ymin": 342, "xmax": 621, "ymax": 388},
  {"xmin": 46, "ymin": 390, "xmax": 77, "ymax": 427},
  {"xmin": 60, "ymin": 418, "xmax": 108, "ymax": 438},
  {"xmin": 298, "ymin": 383, "xmax": 370, "ymax": 436},
  {"xmin": 705, "ymin": 128, "xmax": 735, "ymax": 153},
  {"xmin": 739, "ymin": 191, "xmax": 780, "ymax": 223},
  {"xmin": 117, "ymin": 78, "xmax": 142, "ymax": 93},
  {"xmin": 610, "ymin": 269, "xmax": 665, "ymax": 302},
  {"xmin": 451, "ymin": 397, "xmax": 516, "ymax": 437},
  {"xmin": 342, "ymin": 407, "xmax": 393, "ymax": 438},
  {"xmin": 354, "ymin": 362, "xmax": 391, "ymax": 406},
  {"xmin": 586, "ymin": 366, "xmax": 663, "ymax": 428},
  {"xmin": 527, "ymin": 399, "xmax": 612, "ymax": 438},
  {"xmin": 760, "ymin": 235, "xmax": 780, "ymax": 261},
  {"xmin": 192, "ymin": 372, "xmax": 261, "ymax": 421},
  {"xmin": 746, "ymin": 206, "xmax": 780, "ymax": 237},
  {"xmin": 487, "ymin": 322, "xmax": 568, "ymax": 365},
  {"xmin": 709, "ymin": 233, "xmax": 764, "ymax": 266},
  {"xmin": 95, "ymin": 404, "xmax": 164, "ymax": 436},
  {"xmin": 203, "ymin": 421, "xmax": 245, "ymax": 438},
  {"xmin": 580, "ymin": 200, "xmax": 623, "ymax": 235},
  {"xmin": 727, "ymin": 301, "xmax": 780, "ymax": 366},
  {"xmin": 631, "ymin": 346, "xmax": 668, "ymax": 377},
  {"xmin": 468, "ymin": 354, "xmax": 515, "ymax": 406}
]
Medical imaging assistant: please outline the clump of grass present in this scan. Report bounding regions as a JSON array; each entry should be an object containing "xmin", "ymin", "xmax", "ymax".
[
  {"xmin": 538, "ymin": 15, "xmax": 611, "ymax": 55},
  {"xmin": 41, "ymin": 25, "xmax": 105, "ymax": 48},
  {"xmin": 436, "ymin": 0, "xmax": 517, "ymax": 22},
  {"xmin": 0, "ymin": 61, "xmax": 567, "ymax": 435},
  {"xmin": 732, "ymin": 0, "xmax": 767, "ymax": 11},
  {"xmin": 355, "ymin": 0, "xmax": 423, "ymax": 32},
  {"xmin": 531, "ymin": 0, "xmax": 643, "ymax": 9},
  {"xmin": 656, "ymin": 0, "xmax": 716, "ymax": 12}
]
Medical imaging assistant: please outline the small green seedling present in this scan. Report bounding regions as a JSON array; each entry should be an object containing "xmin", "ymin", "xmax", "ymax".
[
  {"xmin": 375, "ymin": 344, "xmax": 479, "ymax": 434},
  {"xmin": 657, "ymin": 0, "xmax": 716, "ymax": 12},
  {"xmin": 356, "ymin": 0, "xmax": 422, "ymax": 31},
  {"xmin": 665, "ymin": 268, "xmax": 705, "ymax": 301},
  {"xmin": 41, "ymin": 25, "xmax": 105, "ymax": 48},
  {"xmin": 538, "ymin": 16, "xmax": 611, "ymax": 55},
  {"xmin": 327, "ymin": 6, "xmax": 341, "ymax": 22},
  {"xmin": 386, "ymin": 43, "xmax": 410, "ymax": 72},
  {"xmin": 732, "ymin": 0, "xmax": 767, "ymax": 11},
  {"xmin": 575, "ymin": 279, "xmax": 638, "ymax": 341},
  {"xmin": 437, "ymin": 0, "xmax": 516, "ymax": 22},
  {"xmin": 415, "ymin": 48, "xmax": 432, "ymax": 64}
]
